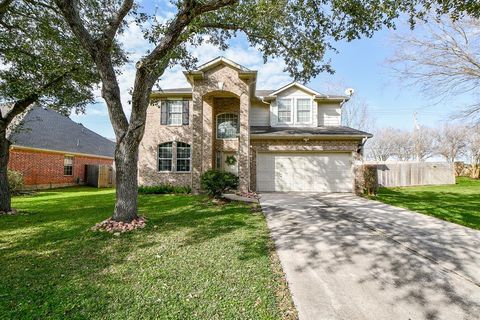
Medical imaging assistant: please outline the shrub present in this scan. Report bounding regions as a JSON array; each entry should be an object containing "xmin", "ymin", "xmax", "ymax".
[
  {"xmin": 7, "ymin": 170, "xmax": 24, "ymax": 194},
  {"xmin": 354, "ymin": 164, "xmax": 378, "ymax": 196},
  {"xmin": 138, "ymin": 184, "xmax": 191, "ymax": 195},
  {"xmin": 200, "ymin": 170, "xmax": 239, "ymax": 198}
]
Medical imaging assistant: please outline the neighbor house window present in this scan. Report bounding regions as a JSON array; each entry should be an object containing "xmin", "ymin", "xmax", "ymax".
[
  {"xmin": 217, "ymin": 113, "xmax": 239, "ymax": 139},
  {"xmin": 158, "ymin": 142, "xmax": 191, "ymax": 172},
  {"xmin": 296, "ymin": 99, "xmax": 311, "ymax": 123},
  {"xmin": 160, "ymin": 100, "xmax": 189, "ymax": 125},
  {"xmin": 158, "ymin": 142, "xmax": 173, "ymax": 171},
  {"xmin": 277, "ymin": 99, "xmax": 292, "ymax": 123},
  {"xmin": 64, "ymin": 156, "xmax": 73, "ymax": 176},
  {"xmin": 176, "ymin": 142, "xmax": 191, "ymax": 172}
]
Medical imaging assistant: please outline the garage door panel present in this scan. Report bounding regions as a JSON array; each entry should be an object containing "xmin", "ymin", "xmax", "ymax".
[{"xmin": 256, "ymin": 152, "xmax": 353, "ymax": 192}]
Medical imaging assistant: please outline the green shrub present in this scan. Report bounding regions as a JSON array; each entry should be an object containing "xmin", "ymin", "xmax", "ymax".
[
  {"xmin": 200, "ymin": 170, "xmax": 239, "ymax": 198},
  {"xmin": 7, "ymin": 170, "xmax": 24, "ymax": 194},
  {"xmin": 138, "ymin": 184, "xmax": 191, "ymax": 195}
]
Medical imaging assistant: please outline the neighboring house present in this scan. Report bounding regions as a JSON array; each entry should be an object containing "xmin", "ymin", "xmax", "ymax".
[
  {"xmin": 139, "ymin": 57, "xmax": 372, "ymax": 193},
  {"xmin": 7, "ymin": 106, "xmax": 115, "ymax": 189}
]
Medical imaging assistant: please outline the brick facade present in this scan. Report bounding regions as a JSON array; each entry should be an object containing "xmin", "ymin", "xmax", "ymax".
[{"xmin": 8, "ymin": 147, "xmax": 113, "ymax": 189}]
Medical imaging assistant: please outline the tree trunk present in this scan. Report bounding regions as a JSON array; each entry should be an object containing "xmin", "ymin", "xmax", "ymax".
[
  {"xmin": 0, "ymin": 127, "xmax": 11, "ymax": 213},
  {"xmin": 112, "ymin": 138, "xmax": 139, "ymax": 222}
]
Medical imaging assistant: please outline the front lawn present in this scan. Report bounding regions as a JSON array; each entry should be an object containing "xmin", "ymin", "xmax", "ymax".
[
  {"xmin": 372, "ymin": 177, "xmax": 480, "ymax": 230},
  {"xmin": 0, "ymin": 187, "xmax": 295, "ymax": 319}
]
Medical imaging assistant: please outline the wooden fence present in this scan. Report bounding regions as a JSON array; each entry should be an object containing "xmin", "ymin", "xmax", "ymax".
[
  {"xmin": 361, "ymin": 162, "xmax": 455, "ymax": 187},
  {"xmin": 86, "ymin": 164, "xmax": 115, "ymax": 188}
]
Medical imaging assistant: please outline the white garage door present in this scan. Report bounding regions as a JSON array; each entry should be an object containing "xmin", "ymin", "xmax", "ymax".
[{"xmin": 256, "ymin": 152, "xmax": 353, "ymax": 192}]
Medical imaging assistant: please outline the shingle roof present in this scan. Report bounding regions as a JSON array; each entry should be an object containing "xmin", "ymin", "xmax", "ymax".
[
  {"xmin": 250, "ymin": 126, "xmax": 373, "ymax": 138},
  {"xmin": 8, "ymin": 106, "xmax": 115, "ymax": 158},
  {"xmin": 151, "ymin": 88, "xmax": 277, "ymax": 97}
]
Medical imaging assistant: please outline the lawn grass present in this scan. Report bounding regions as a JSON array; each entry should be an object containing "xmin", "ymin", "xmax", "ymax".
[
  {"xmin": 372, "ymin": 177, "xmax": 480, "ymax": 230},
  {"xmin": 0, "ymin": 187, "xmax": 296, "ymax": 319}
]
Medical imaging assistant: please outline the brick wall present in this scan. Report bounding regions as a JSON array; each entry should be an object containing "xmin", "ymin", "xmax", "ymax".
[{"xmin": 8, "ymin": 148, "xmax": 113, "ymax": 189}]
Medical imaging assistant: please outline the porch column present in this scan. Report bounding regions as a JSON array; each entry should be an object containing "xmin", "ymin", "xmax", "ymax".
[
  {"xmin": 191, "ymin": 90, "xmax": 203, "ymax": 194},
  {"xmin": 238, "ymin": 92, "xmax": 250, "ymax": 193}
]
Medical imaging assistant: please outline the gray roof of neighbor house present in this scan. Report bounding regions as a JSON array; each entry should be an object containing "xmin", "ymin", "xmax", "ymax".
[
  {"xmin": 8, "ymin": 106, "xmax": 116, "ymax": 158},
  {"xmin": 250, "ymin": 126, "xmax": 373, "ymax": 138}
]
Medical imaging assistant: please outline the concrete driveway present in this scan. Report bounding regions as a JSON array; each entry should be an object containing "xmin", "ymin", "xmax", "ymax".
[{"xmin": 260, "ymin": 193, "xmax": 480, "ymax": 320}]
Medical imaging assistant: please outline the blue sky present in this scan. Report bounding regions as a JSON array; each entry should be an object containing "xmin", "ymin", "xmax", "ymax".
[{"xmin": 70, "ymin": 3, "xmax": 470, "ymax": 140}]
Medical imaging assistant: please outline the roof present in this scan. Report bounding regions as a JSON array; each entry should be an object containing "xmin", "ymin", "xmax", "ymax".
[
  {"xmin": 151, "ymin": 86, "xmax": 349, "ymax": 101},
  {"xmin": 8, "ymin": 106, "xmax": 115, "ymax": 158},
  {"xmin": 250, "ymin": 126, "xmax": 373, "ymax": 138},
  {"xmin": 151, "ymin": 87, "xmax": 275, "ymax": 97},
  {"xmin": 194, "ymin": 56, "xmax": 252, "ymax": 72}
]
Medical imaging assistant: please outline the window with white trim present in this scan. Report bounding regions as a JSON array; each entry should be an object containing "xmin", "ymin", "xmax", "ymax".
[
  {"xmin": 217, "ymin": 113, "xmax": 239, "ymax": 139},
  {"xmin": 158, "ymin": 142, "xmax": 173, "ymax": 171},
  {"xmin": 277, "ymin": 99, "xmax": 292, "ymax": 123},
  {"xmin": 296, "ymin": 99, "xmax": 311, "ymax": 123},
  {"xmin": 64, "ymin": 156, "xmax": 73, "ymax": 176},
  {"xmin": 158, "ymin": 142, "xmax": 191, "ymax": 172},
  {"xmin": 160, "ymin": 100, "xmax": 189, "ymax": 125},
  {"xmin": 176, "ymin": 142, "xmax": 191, "ymax": 172}
]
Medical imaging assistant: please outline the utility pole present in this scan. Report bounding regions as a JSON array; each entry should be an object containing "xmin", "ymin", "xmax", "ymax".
[{"xmin": 413, "ymin": 112, "xmax": 420, "ymax": 161}]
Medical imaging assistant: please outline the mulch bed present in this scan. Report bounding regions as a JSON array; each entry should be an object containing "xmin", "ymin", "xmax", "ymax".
[{"xmin": 91, "ymin": 216, "xmax": 147, "ymax": 233}]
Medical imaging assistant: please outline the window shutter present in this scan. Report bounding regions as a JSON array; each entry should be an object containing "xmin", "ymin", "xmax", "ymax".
[
  {"xmin": 160, "ymin": 101, "xmax": 167, "ymax": 125},
  {"xmin": 182, "ymin": 100, "xmax": 189, "ymax": 125}
]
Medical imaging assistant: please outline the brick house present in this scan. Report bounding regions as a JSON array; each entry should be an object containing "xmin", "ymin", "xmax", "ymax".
[
  {"xmin": 139, "ymin": 57, "xmax": 372, "ymax": 193},
  {"xmin": 7, "ymin": 106, "xmax": 115, "ymax": 189}
]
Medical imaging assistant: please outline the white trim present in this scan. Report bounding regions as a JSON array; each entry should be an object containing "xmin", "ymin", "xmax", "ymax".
[
  {"xmin": 216, "ymin": 112, "xmax": 239, "ymax": 140},
  {"xmin": 10, "ymin": 145, "xmax": 113, "ymax": 160},
  {"xmin": 196, "ymin": 56, "xmax": 251, "ymax": 72},
  {"xmin": 269, "ymin": 82, "xmax": 323, "ymax": 97},
  {"xmin": 276, "ymin": 98, "xmax": 294, "ymax": 125}
]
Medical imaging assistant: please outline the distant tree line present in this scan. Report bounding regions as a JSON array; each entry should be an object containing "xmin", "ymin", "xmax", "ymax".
[{"xmin": 365, "ymin": 124, "xmax": 480, "ymax": 178}]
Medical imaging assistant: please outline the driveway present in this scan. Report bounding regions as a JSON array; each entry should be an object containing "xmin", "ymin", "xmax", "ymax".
[{"xmin": 260, "ymin": 193, "xmax": 480, "ymax": 320}]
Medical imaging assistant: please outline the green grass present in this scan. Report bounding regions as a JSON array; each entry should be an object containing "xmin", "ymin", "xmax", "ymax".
[
  {"xmin": 372, "ymin": 177, "xmax": 480, "ymax": 230},
  {"xmin": 0, "ymin": 187, "xmax": 295, "ymax": 319}
]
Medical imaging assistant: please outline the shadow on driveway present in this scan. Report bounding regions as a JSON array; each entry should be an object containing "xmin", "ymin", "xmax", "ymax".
[{"xmin": 260, "ymin": 193, "xmax": 480, "ymax": 320}]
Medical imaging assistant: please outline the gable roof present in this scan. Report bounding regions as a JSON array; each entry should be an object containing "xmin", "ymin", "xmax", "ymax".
[
  {"xmin": 8, "ymin": 106, "xmax": 115, "ymax": 158},
  {"xmin": 194, "ymin": 56, "xmax": 252, "ymax": 72},
  {"xmin": 268, "ymin": 82, "xmax": 324, "ymax": 97}
]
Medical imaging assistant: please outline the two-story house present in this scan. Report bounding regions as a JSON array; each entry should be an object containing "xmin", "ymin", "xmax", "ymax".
[{"xmin": 139, "ymin": 57, "xmax": 372, "ymax": 193}]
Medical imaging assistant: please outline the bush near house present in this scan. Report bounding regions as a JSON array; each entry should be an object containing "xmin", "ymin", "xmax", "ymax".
[
  {"xmin": 201, "ymin": 170, "xmax": 239, "ymax": 198},
  {"xmin": 138, "ymin": 184, "xmax": 191, "ymax": 195},
  {"xmin": 7, "ymin": 170, "xmax": 23, "ymax": 194}
]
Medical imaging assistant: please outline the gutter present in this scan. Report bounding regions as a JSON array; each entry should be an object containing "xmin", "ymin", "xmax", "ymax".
[{"xmin": 10, "ymin": 145, "xmax": 114, "ymax": 160}]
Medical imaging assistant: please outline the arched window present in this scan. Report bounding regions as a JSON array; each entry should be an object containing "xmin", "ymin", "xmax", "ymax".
[
  {"xmin": 158, "ymin": 142, "xmax": 191, "ymax": 172},
  {"xmin": 158, "ymin": 142, "xmax": 173, "ymax": 171},
  {"xmin": 217, "ymin": 113, "xmax": 239, "ymax": 139},
  {"xmin": 176, "ymin": 142, "xmax": 191, "ymax": 172}
]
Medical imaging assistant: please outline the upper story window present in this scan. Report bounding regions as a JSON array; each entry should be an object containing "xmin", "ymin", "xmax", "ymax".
[
  {"xmin": 160, "ymin": 100, "xmax": 189, "ymax": 125},
  {"xmin": 217, "ymin": 113, "xmax": 239, "ymax": 139},
  {"xmin": 296, "ymin": 99, "xmax": 311, "ymax": 123},
  {"xmin": 158, "ymin": 142, "xmax": 191, "ymax": 172},
  {"xmin": 64, "ymin": 156, "xmax": 73, "ymax": 176},
  {"xmin": 277, "ymin": 99, "xmax": 292, "ymax": 123}
]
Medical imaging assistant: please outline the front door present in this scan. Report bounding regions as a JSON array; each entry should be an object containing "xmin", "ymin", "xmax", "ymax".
[{"xmin": 220, "ymin": 152, "xmax": 238, "ymax": 175}]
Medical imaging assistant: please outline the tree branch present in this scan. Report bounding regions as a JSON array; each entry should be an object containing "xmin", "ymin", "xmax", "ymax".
[
  {"xmin": 101, "ymin": 0, "xmax": 133, "ymax": 48},
  {"xmin": 2, "ymin": 68, "xmax": 76, "ymax": 125}
]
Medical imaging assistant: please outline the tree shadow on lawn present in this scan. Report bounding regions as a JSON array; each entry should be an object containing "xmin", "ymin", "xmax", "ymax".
[
  {"xmin": 0, "ymin": 189, "xmax": 273, "ymax": 319},
  {"xmin": 376, "ymin": 189, "xmax": 480, "ymax": 229}
]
